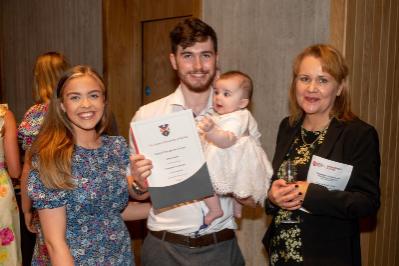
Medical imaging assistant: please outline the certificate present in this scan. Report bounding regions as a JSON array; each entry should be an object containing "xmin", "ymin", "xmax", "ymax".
[
  {"xmin": 307, "ymin": 155, "xmax": 353, "ymax": 191},
  {"xmin": 130, "ymin": 109, "xmax": 213, "ymax": 209}
]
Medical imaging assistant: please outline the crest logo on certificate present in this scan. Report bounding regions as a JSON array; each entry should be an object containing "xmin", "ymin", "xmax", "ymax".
[
  {"xmin": 307, "ymin": 155, "xmax": 353, "ymax": 191},
  {"xmin": 130, "ymin": 109, "xmax": 214, "ymax": 209},
  {"xmin": 158, "ymin": 124, "xmax": 170, "ymax": 136}
]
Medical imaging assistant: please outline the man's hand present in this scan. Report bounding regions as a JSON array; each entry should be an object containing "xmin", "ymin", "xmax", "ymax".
[{"xmin": 130, "ymin": 154, "xmax": 153, "ymax": 189}]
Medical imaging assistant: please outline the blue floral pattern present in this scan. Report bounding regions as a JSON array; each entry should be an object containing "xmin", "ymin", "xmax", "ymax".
[
  {"xmin": 18, "ymin": 103, "xmax": 48, "ymax": 151},
  {"xmin": 28, "ymin": 135, "xmax": 134, "ymax": 265}
]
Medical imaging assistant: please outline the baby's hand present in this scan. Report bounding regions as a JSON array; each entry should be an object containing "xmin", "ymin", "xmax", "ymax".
[{"xmin": 198, "ymin": 116, "xmax": 215, "ymax": 133}]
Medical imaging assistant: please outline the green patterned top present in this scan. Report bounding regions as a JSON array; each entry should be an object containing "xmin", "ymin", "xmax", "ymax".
[{"xmin": 269, "ymin": 125, "xmax": 328, "ymax": 266}]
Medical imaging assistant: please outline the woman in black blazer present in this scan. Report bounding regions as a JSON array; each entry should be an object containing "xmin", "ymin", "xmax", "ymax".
[{"xmin": 263, "ymin": 44, "xmax": 380, "ymax": 266}]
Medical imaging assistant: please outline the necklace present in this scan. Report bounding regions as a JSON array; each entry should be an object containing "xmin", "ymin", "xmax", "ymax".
[{"xmin": 300, "ymin": 122, "xmax": 330, "ymax": 149}]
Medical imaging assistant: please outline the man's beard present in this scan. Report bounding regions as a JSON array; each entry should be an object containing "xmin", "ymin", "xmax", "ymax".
[{"xmin": 179, "ymin": 71, "xmax": 216, "ymax": 93}]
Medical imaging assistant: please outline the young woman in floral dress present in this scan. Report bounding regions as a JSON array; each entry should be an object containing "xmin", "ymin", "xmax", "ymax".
[
  {"xmin": 18, "ymin": 51, "xmax": 69, "ymax": 264},
  {"xmin": 28, "ymin": 65, "xmax": 149, "ymax": 265},
  {"xmin": 0, "ymin": 103, "xmax": 22, "ymax": 265}
]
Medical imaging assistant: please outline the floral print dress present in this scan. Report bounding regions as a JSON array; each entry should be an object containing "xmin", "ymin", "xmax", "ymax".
[
  {"xmin": 17, "ymin": 103, "xmax": 48, "ymax": 151},
  {"xmin": 269, "ymin": 126, "xmax": 328, "ymax": 266},
  {"xmin": 18, "ymin": 103, "xmax": 50, "ymax": 264},
  {"xmin": 0, "ymin": 104, "xmax": 22, "ymax": 266},
  {"xmin": 28, "ymin": 135, "xmax": 134, "ymax": 265}
]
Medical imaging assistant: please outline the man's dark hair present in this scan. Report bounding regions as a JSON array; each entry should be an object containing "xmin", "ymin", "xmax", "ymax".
[{"xmin": 170, "ymin": 17, "xmax": 217, "ymax": 54}]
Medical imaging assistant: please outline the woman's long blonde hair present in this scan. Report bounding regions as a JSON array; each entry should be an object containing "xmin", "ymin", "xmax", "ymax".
[
  {"xmin": 33, "ymin": 52, "xmax": 69, "ymax": 104},
  {"xmin": 288, "ymin": 44, "xmax": 356, "ymax": 125},
  {"xmin": 30, "ymin": 65, "xmax": 109, "ymax": 189}
]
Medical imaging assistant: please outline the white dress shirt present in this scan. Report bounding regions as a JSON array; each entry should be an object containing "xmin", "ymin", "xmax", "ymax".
[{"xmin": 129, "ymin": 85, "xmax": 237, "ymax": 236}]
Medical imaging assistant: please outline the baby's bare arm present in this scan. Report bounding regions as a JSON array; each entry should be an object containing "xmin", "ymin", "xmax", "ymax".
[{"xmin": 198, "ymin": 116, "xmax": 237, "ymax": 148}]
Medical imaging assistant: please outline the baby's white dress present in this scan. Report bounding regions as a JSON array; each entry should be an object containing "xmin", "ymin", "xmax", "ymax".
[{"xmin": 204, "ymin": 109, "xmax": 273, "ymax": 204}]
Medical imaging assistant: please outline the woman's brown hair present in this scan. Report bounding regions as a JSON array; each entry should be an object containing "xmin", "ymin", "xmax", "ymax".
[
  {"xmin": 288, "ymin": 44, "xmax": 356, "ymax": 125},
  {"xmin": 33, "ymin": 52, "xmax": 69, "ymax": 104},
  {"xmin": 30, "ymin": 65, "xmax": 109, "ymax": 189}
]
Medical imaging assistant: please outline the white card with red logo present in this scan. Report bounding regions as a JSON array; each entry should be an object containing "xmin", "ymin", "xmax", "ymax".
[
  {"xmin": 307, "ymin": 155, "xmax": 353, "ymax": 191},
  {"xmin": 130, "ymin": 109, "xmax": 213, "ymax": 209}
]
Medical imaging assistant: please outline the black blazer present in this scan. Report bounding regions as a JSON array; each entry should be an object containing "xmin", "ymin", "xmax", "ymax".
[{"xmin": 264, "ymin": 117, "xmax": 381, "ymax": 266}]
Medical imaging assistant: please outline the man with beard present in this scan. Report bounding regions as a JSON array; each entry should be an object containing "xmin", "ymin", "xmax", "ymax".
[{"xmin": 129, "ymin": 18, "xmax": 246, "ymax": 266}]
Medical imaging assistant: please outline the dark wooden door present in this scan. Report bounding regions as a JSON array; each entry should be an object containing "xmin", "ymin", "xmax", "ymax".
[{"xmin": 142, "ymin": 17, "xmax": 189, "ymax": 105}]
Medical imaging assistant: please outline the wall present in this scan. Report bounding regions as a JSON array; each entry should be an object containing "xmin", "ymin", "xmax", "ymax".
[
  {"xmin": 0, "ymin": 0, "xmax": 102, "ymax": 122},
  {"xmin": 203, "ymin": 1, "xmax": 399, "ymax": 265},
  {"xmin": 103, "ymin": 0, "xmax": 201, "ymax": 139},
  {"xmin": 340, "ymin": 0, "xmax": 399, "ymax": 265},
  {"xmin": 202, "ymin": 1, "xmax": 330, "ymax": 264}
]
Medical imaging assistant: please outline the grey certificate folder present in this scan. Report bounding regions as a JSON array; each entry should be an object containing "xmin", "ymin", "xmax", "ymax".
[
  {"xmin": 130, "ymin": 109, "xmax": 214, "ymax": 210},
  {"xmin": 149, "ymin": 163, "xmax": 213, "ymax": 209}
]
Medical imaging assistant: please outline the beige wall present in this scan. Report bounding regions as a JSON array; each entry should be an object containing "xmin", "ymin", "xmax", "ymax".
[
  {"xmin": 202, "ymin": 1, "xmax": 331, "ymax": 265},
  {"xmin": 0, "ymin": 0, "xmax": 102, "ymax": 122}
]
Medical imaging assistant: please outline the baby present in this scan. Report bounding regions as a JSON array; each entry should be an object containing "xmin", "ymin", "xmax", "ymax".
[{"xmin": 198, "ymin": 70, "xmax": 273, "ymax": 225}]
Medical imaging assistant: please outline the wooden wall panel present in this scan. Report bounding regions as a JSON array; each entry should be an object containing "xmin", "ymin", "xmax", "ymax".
[
  {"xmin": 202, "ymin": 1, "xmax": 330, "ymax": 265},
  {"xmin": 0, "ymin": 0, "xmax": 102, "ymax": 123},
  {"xmin": 394, "ymin": 43, "xmax": 399, "ymax": 266},
  {"xmin": 329, "ymin": 0, "xmax": 347, "ymax": 52},
  {"xmin": 103, "ymin": 0, "xmax": 201, "ymax": 139},
  {"xmin": 140, "ymin": 0, "xmax": 199, "ymax": 21},
  {"xmin": 102, "ymin": 0, "xmax": 137, "ymax": 140},
  {"xmin": 332, "ymin": 0, "xmax": 399, "ymax": 265}
]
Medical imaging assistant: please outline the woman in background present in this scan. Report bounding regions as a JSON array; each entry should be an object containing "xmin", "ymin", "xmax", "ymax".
[
  {"xmin": 0, "ymin": 103, "xmax": 22, "ymax": 265},
  {"xmin": 18, "ymin": 51, "xmax": 69, "ymax": 263},
  {"xmin": 19, "ymin": 52, "xmax": 69, "ymax": 153}
]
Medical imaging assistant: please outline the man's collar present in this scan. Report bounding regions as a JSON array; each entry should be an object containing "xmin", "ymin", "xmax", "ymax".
[
  {"xmin": 169, "ymin": 85, "xmax": 186, "ymax": 107},
  {"xmin": 170, "ymin": 85, "xmax": 214, "ymax": 116}
]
